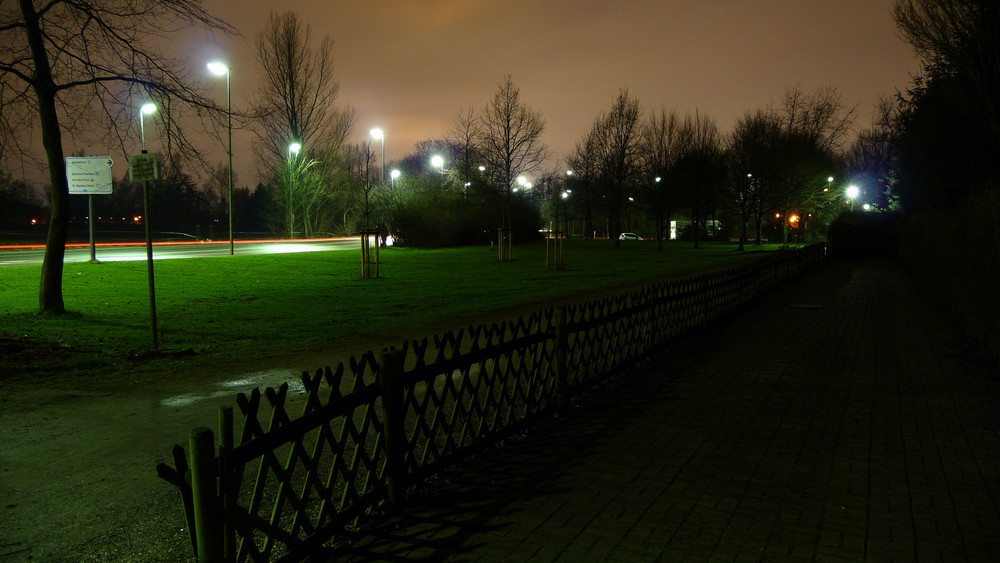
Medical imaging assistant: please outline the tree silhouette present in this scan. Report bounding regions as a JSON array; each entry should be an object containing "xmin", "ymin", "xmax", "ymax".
[
  {"xmin": 250, "ymin": 10, "xmax": 355, "ymax": 237},
  {"xmin": 0, "ymin": 0, "xmax": 234, "ymax": 313},
  {"xmin": 476, "ymin": 75, "xmax": 548, "ymax": 260}
]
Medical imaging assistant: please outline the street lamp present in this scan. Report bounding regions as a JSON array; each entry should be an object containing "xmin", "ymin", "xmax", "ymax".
[
  {"xmin": 138, "ymin": 101, "xmax": 158, "ymax": 349},
  {"xmin": 207, "ymin": 61, "xmax": 235, "ymax": 255},
  {"xmin": 287, "ymin": 142, "xmax": 301, "ymax": 238},
  {"xmin": 370, "ymin": 128, "xmax": 385, "ymax": 182},
  {"xmin": 826, "ymin": 176, "xmax": 834, "ymax": 192},
  {"xmin": 139, "ymin": 102, "xmax": 156, "ymax": 151},
  {"xmin": 846, "ymin": 185, "xmax": 859, "ymax": 211},
  {"xmin": 431, "ymin": 154, "xmax": 444, "ymax": 172},
  {"xmin": 390, "ymin": 169, "xmax": 400, "ymax": 186}
]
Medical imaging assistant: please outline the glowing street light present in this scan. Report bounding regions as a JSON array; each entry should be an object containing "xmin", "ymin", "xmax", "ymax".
[
  {"xmin": 370, "ymin": 128, "xmax": 385, "ymax": 182},
  {"xmin": 430, "ymin": 154, "xmax": 445, "ymax": 171},
  {"xmin": 826, "ymin": 176, "xmax": 834, "ymax": 192},
  {"xmin": 390, "ymin": 169, "xmax": 400, "ymax": 186},
  {"xmin": 846, "ymin": 184, "xmax": 859, "ymax": 211},
  {"xmin": 139, "ymin": 102, "xmax": 156, "ymax": 151},
  {"xmin": 207, "ymin": 61, "xmax": 235, "ymax": 255}
]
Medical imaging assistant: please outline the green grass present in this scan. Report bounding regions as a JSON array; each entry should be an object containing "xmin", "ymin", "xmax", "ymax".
[{"xmin": 0, "ymin": 240, "xmax": 787, "ymax": 385}]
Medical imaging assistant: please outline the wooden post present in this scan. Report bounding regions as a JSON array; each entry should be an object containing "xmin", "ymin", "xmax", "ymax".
[
  {"xmin": 361, "ymin": 229, "xmax": 371, "ymax": 280},
  {"xmin": 218, "ymin": 407, "xmax": 235, "ymax": 561},
  {"xmin": 189, "ymin": 427, "xmax": 222, "ymax": 563},
  {"xmin": 554, "ymin": 306, "xmax": 570, "ymax": 414},
  {"xmin": 378, "ymin": 348, "xmax": 407, "ymax": 509},
  {"xmin": 361, "ymin": 229, "xmax": 380, "ymax": 279}
]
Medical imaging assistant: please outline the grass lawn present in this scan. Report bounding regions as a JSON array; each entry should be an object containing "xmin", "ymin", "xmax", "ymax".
[{"xmin": 0, "ymin": 239, "xmax": 786, "ymax": 386}]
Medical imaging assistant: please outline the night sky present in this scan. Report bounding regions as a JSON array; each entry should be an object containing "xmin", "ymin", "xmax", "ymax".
[{"xmin": 191, "ymin": 0, "xmax": 920, "ymax": 179}]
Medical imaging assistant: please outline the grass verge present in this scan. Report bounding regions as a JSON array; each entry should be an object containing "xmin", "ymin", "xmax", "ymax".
[{"xmin": 1, "ymin": 239, "xmax": 785, "ymax": 387}]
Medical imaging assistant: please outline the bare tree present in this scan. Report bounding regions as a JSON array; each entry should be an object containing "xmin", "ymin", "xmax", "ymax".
[
  {"xmin": 566, "ymin": 128, "xmax": 600, "ymax": 239},
  {"xmin": 728, "ymin": 109, "xmax": 782, "ymax": 248},
  {"xmin": 250, "ymin": 11, "xmax": 354, "ymax": 236},
  {"xmin": 640, "ymin": 108, "xmax": 683, "ymax": 248},
  {"xmin": 344, "ymin": 140, "xmax": 379, "ymax": 230},
  {"xmin": 590, "ymin": 89, "xmax": 643, "ymax": 248},
  {"xmin": 477, "ymin": 75, "xmax": 548, "ymax": 260},
  {"xmin": 778, "ymin": 85, "xmax": 856, "ymax": 151},
  {"xmin": 448, "ymin": 107, "xmax": 481, "ymax": 190},
  {"xmin": 0, "ymin": 0, "xmax": 235, "ymax": 313},
  {"xmin": 674, "ymin": 111, "xmax": 725, "ymax": 248},
  {"xmin": 847, "ymin": 96, "xmax": 901, "ymax": 210}
]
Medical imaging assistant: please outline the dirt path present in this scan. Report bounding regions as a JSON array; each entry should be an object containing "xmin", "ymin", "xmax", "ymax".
[{"xmin": 1, "ymin": 361, "xmax": 314, "ymax": 561}]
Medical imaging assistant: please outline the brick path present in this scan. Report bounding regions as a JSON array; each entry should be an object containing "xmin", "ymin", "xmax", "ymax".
[{"xmin": 332, "ymin": 259, "xmax": 1000, "ymax": 562}]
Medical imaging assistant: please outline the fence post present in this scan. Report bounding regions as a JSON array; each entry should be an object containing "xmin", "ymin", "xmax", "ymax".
[
  {"xmin": 554, "ymin": 306, "xmax": 570, "ymax": 414},
  {"xmin": 218, "ymin": 407, "xmax": 235, "ymax": 561},
  {"xmin": 378, "ymin": 348, "xmax": 407, "ymax": 509},
  {"xmin": 189, "ymin": 427, "xmax": 222, "ymax": 563}
]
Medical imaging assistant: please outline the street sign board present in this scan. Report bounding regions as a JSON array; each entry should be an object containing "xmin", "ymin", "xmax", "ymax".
[
  {"xmin": 129, "ymin": 153, "xmax": 159, "ymax": 183},
  {"xmin": 66, "ymin": 156, "xmax": 114, "ymax": 194}
]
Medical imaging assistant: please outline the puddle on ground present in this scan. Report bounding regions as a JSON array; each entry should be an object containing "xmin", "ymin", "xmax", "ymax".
[{"xmin": 159, "ymin": 368, "xmax": 305, "ymax": 408}]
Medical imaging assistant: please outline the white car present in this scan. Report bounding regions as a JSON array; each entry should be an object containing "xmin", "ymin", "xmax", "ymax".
[{"xmin": 619, "ymin": 233, "xmax": 643, "ymax": 241}]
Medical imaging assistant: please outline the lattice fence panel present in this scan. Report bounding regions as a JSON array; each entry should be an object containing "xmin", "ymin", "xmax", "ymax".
[
  {"xmin": 397, "ymin": 311, "xmax": 557, "ymax": 479},
  {"xmin": 226, "ymin": 353, "xmax": 388, "ymax": 562},
  {"xmin": 564, "ymin": 290, "xmax": 655, "ymax": 391}
]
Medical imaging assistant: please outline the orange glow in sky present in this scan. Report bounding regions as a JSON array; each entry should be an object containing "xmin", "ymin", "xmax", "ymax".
[{"xmin": 187, "ymin": 0, "xmax": 919, "ymax": 179}]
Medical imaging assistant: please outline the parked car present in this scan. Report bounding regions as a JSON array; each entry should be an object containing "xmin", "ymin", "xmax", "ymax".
[{"xmin": 619, "ymin": 232, "xmax": 643, "ymax": 241}]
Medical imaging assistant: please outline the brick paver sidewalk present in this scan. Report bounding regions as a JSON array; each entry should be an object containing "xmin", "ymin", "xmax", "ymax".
[{"xmin": 333, "ymin": 259, "xmax": 1000, "ymax": 562}]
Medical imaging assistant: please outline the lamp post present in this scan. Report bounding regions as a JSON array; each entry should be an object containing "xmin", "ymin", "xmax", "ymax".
[
  {"xmin": 390, "ymin": 169, "xmax": 400, "ymax": 187},
  {"xmin": 139, "ymin": 102, "xmax": 158, "ymax": 349},
  {"xmin": 846, "ymin": 185, "xmax": 859, "ymax": 211},
  {"xmin": 288, "ymin": 142, "xmax": 301, "ymax": 238},
  {"xmin": 370, "ymin": 128, "xmax": 385, "ymax": 183},
  {"xmin": 561, "ymin": 189, "xmax": 570, "ymax": 237},
  {"xmin": 431, "ymin": 154, "xmax": 445, "ymax": 173},
  {"xmin": 207, "ymin": 61, "xmax": 234, "ymax": 255},
  {"xmin": 139, "ymin": 103, "xmax": 156, "ymax": 150}
]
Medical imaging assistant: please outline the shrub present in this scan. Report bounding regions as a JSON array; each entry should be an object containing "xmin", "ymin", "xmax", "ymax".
[
  {"xmin": 899, "ymin": 191, "xmax": 1000, "ymax": 363},
  {"xmin": 827, "ymin": 211, "xmax": 901, "ymax": 259}
]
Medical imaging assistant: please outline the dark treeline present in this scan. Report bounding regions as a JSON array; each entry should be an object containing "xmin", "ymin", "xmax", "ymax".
[
  {"xmin": 0, "ymin": 162, "xmax": 272, "ymax": 237},
  {"xmin": 890, "ymin": 0, "xmax": 1000, "ymax": 362}
]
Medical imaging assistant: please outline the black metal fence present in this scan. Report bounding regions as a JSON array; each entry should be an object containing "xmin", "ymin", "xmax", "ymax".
[{"xmin": 157, "ymin": 243, "xmax": 826, "ymax": 562}]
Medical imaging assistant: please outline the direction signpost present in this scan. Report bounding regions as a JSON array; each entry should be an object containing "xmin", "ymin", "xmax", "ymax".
[{"xmin": 65, "ymin": 156, "xmax": 114, "ymax": 262}]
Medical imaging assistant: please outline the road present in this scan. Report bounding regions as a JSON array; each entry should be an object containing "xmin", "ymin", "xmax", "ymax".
[{"xmin": 0, "ymin": 237, "xmax": 360, "ymax": 266}]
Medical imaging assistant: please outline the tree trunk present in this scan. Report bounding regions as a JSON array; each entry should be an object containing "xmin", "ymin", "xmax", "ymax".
[
  {"xmin": 21, "ymin": 0, "xmax": 68, "ymax": 313},
  {"xmin": 738, "ymin": 209, "xmax": 747, "ymax": 251}
]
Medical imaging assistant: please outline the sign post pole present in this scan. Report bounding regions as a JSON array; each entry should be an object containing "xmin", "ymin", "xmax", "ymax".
[
  {"xmin": 88, "ymin": 195, "xmax": 96, "ymax": 262},
  {"xmin": 142, "ymin": 174, "xmax": 158, "ymax": 350},
  {"xmin": 129, "ymin": 151, "xmax": 160, "ymax": 350}
]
